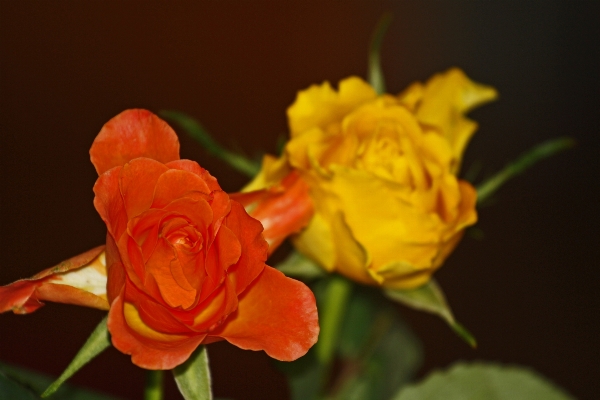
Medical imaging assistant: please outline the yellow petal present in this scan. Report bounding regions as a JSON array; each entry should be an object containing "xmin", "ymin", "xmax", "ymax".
[{"xmin": 287, "ymin": 77, "xmax": 377, "ymax": 137}]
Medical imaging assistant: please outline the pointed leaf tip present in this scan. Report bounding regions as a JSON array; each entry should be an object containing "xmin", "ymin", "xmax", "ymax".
[{"xmin": 384, "ymin": 280, "xmax": 476, "ymax": 347}]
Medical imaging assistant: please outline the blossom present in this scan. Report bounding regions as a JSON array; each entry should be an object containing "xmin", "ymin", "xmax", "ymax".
[
  {"xmin": 245, "ymin": 69, "xmax": 497, "ymax": 289},
  {"xmin": 1, "ymin": 109, "xmax": 319, "ymax": 370}
]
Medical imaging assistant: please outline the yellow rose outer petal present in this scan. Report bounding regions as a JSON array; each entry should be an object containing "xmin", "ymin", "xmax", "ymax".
[
  {"xmin": 287, "ymin": 77, "xmax": 377, "ymax": 137},
  {"xmin": 327, "ymin": 166, "xmax": 446, "ymax": 274},
  {"xmin": 244, "ymin": 154, "xmax": 290, "ymax": 192},
  {"xmin": 124, "ymin": 302, "xmax": 188, "ymax": 342},
  {"xmin": 415, "ymin": 68, "xmax": 498, "ymax": 170},
  {"xmin": 292, "ymin": 212, "xmax": 336, "ymax": 273}
]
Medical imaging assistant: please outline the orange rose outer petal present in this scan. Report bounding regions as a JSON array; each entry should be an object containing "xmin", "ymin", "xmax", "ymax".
[
  {"xmin": 0, "ymin": 246, "xmax": 109, "ymax": 314},
  {"xmin": 210, "ymin": 266, "xmax": 319, "ymax": 362},
  {"xmin": 231, "ymin": 171, "xmax": 314, "ymax": 253},
  {"xmin": 90, "ymin": 109, "xmax": 180, "ymax": 175},
  {"xmin": 108, "ymin": 289, "xmax": 207, "ymax": 370}
]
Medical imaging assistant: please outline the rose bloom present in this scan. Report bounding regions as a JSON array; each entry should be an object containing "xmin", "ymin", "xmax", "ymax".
[
  {"xmin": 245, "ymin": 69, "xmax": 497, "ymax": 289},
  {"xmin": 1, "ymin": 110, "xmax": 319, "ymax": 370}
]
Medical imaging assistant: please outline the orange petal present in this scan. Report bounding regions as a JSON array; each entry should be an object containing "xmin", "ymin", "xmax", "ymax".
[
  {"xmin": 0, "ymin": 246, "xmax": 109, "ymax": 314},
  {"xmin": 120, "ymin": 158, "xmax": 169, "ymax": 219},
  {"xmin": 106, "ymin": 233, "xmax": 126, "ymax": 305},
  {"xmin": 231, "ymin": 171, "xmax": 314, "ymax": 253},
  {"xmin": 211, "ymin": 266, "xmax": 319, "ymax": 361},
  {"xmin": 108, "ymin": 290, "xmax": 205, "ymax": 370},
  {"xmin": 93, "ymin": 167, "xmax": 128, "ymax": 241},
  {"xmin": 151, "ymin": 169, "xmax": 211, "ymax": 209},
  {"xmin": 166, "ymin": 160, "xmax": 222, "ymax": 192},
  {"xmin": 222, "ymin": 201, "xmax": 267, "ymax": 295},
  {"xmin": 90, "ymin": 109, "xmax": 180, "ymax": 175}
]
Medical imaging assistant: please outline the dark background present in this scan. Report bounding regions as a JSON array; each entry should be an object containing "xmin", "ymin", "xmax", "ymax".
[{"xmin": 1, "ymin": 1, "xmax": 598, "ymax": 399}]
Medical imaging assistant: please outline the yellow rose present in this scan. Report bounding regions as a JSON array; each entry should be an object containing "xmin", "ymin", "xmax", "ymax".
[{"xmin": 247, "ymin": 68, "xmax": 497, "ymax": 289}]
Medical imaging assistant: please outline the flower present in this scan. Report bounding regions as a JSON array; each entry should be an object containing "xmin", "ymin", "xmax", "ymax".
[
  {"xmin": 1, "ymin": 109, "xmax": 319, "ymax": 370},
  {"xmin": 245, "ymin": 68, "xmax": 497, "ymax": 289},
  {"xmin": 0, "ymin": 246, "xmax": 108, "ymax": 314}
]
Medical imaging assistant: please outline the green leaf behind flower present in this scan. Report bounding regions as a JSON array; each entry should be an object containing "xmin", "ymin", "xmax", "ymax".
[
  {"xmin": 332, "ymin": 286, "xmax": 422, "ymax": 400},
  {"xmin": 393, "ymin": 362, "xmax": 574, "ymax": 400},
  {"xmin": 173, "ymin": 345, "xmax": 213, "ymax": 400},
  {"xmin": 277, "ymin": 280, "xmax": 423, "ymax": 400},
  {"xmin": 0, "ymin": 361, "xmax": 119, "ymax": 400},
  {"xmin": 476, "ymin": 137, "xmax": 575, "ymax": 204},
  {"xmin": 160, "ymin": 110, "xmax": 260, "ymax": 178},
  {"xmin": 384, "ymin": 280, "xmax": 476, "ymax": 347},
  {"xmin": 276, "ymin": 251, "xmax": 327, "ymax": 281},
  {"xmin": 42, "ymin": 316, "xmax": 111, "ymax": 397}
]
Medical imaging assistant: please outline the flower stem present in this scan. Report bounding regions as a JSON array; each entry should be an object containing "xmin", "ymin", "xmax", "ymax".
[
  {"xmin": 316, "ymin": 275, "xmax": 353, "ymax": 366},
  {"xmin": 144, "ymin": 370, "xmax": 164, "ymax": 400}
]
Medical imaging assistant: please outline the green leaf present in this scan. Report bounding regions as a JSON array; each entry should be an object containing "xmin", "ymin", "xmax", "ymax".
[
  {"xmin": 160, "ymin": 110, "xmax": 260, "ymax": 178},
  {"xmin": 42, "ymin": 316, "xmax": 111, "ymax": 397},
  {"xmin": 368, "ymin": 13, "xmax": 393, "ymax": 95},
  {"xmin": 275, "ymin": 349, "xmax": 325, "ymax": 400},
  {"xmin": 476, "ymin": 137, "xmax": 575, "ymax": 204},
  {"xmin": 173, "ymin": 345, "xmax": 213, "ymax": 400},
  {"xmin": 0, "ymin": 361, "xmax": 119, "ymax": 399},
  {"xmin": 393, "ymin": 362, "xmax": 574, "ymax": 400},
  {"xmin": 333, "ymin": 287, "xmax": 422, "ymax": 400},
  {"xmin": 0, "ymin": 369, "xmax": 40, "ymax": 400},
  {"xmin": 384, "ymin": 280, "xmax": 476, "ymax": 347},
  {"xmin": 275, "ymin": 251, "xmax": 326, "ymax": 281}
]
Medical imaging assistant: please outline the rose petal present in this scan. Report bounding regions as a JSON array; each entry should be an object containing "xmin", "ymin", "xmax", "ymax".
[
  {"xmin": 120, "ymin": 158, "xmax": 169, "ymax": 219},
  {"xmin": 211, "ymin": 266, "xmax": 319, "ymax": 361},
  {"xmin": 94, "ymin": 167, "xmax": 128, "ymax": 241},
  {"xmin": 166, "ymin": 160, "xmax": 222, "ymax": 192},
  {"xmin": 222, "ymin": 201, "xmax": 267, "ymax": 295},
  {"xmin": 90, "ymin": 109, "xmax": 180, "ymax": 175},
  {"xmin": 0, "ymin": 246, "xmax": 109, "ymax": 314},
  {"xmin": 152, "ymin": 169, "xmax": 213, "ymax": 210},
  {"xmin": 231, "ymin": 171, "xmax": 314, "ymax": 253},
  {"xmin": 108, "ymin": 289, "xmax": 206, "ymax": 370}
]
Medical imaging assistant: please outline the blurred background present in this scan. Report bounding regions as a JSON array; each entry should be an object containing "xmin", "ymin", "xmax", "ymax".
[{"xmin": 1, "ymin": 1, "xmax": 598, "ymax": 399}]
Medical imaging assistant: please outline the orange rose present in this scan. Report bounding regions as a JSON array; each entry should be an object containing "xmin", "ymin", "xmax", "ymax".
[{"xmin": 1, "ymin": 110, "xmax": 319, "ymax": 370}]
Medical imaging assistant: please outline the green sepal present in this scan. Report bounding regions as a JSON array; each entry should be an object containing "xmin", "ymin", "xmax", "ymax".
[
  {"xmin": 384, "ymin": 280, "xmax": 476, "ymax": 347},
  {"xmin": 368, "ymin": 13, "xmax": 393, "ymax": 95},
  {"xmin": 275, "ymin": 251, "xmax": 327, "ymax": 281},
  {"xmin": 42, "ymin": 316, "xmax": 111, "ymax": 397},
  {"xmin": 160, "ymin": 110, "xmax": 260, "ymax": 178},
  {"xmin": 476, "ymin": 137, "xmax": 575, "ymax": 204},
  {"xmin": 393, "ymin": 362, "xmax": 574, "ymax": 400},
  {"xmin": 173, "ymin": 345, "xmax": 213, "ymax": 400}
]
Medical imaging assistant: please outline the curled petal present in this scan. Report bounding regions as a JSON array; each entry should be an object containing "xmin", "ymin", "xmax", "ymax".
[
  {"xmin": 120, "ymin": 158, "xmax": 169, "ymax": 219},
  {"xmin": 221, "ymin": 202, "xmax": 267, "ymax": 295},
  {"xmin": 93, "ymin": 167, "xmax": 128, "ymax": 241},
  {"xmin": 211, "ymin": 266, "xmax": 319, "ymax": 361},
  {"xmin": 166, "ymin": 160, "xmax": 222, "ymax": 192},
  {"xmin": 0, "ymin": 246, "xmax": 109, "ymax": 314},
  {"xmin": 232, "ymin": 171, "xmax": 314, "ymax": 253},
  {"xmin": 90, "ymin": 109, "xmax": 180, "ymax": 175},
  {"xmin": 108, "ymin": 289, "xmax": 206, "ymax": 370}
]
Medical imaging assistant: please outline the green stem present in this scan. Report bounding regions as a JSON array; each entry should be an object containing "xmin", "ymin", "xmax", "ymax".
[
  {"xmin": 476, "ymin": 137, "xmax": 575, "ymax": 204},
  {"xmin": 316, "ymin": 275, "xmax": 353, "ymax": 366},
  {"xmin": 144, "ymin": 370, "xmax": 164, "ymax": 400}
]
